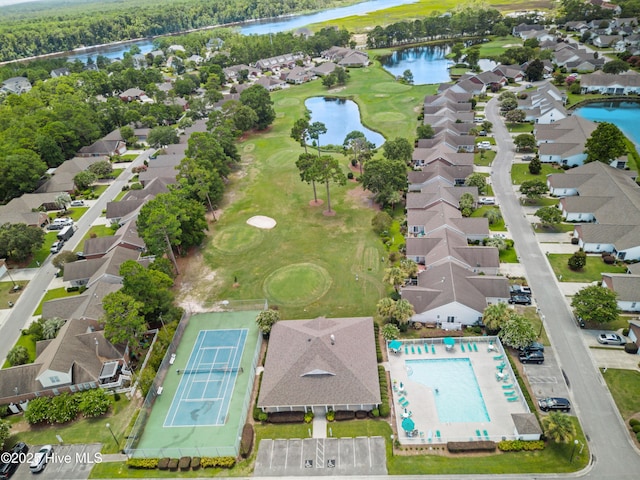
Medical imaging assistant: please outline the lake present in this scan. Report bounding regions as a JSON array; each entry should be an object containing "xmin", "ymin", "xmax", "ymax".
[
  {"xmin": 66, "ymin": 0, "xmax": 418, "ymax": 63},
  {"xmin": 574, "ymin": 101, "xmax": 640, "ymax": 150},
  {"xmin": 304, "ymin": 97, "xmax": 385, "ymax": 147},
  {"xmin": 380, "ymin": 45, "xmax": 453, "ymax": 85}
]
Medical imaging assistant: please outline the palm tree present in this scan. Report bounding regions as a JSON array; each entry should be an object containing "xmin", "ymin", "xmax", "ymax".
[
  {"xmin": 542, "ymin": 412, "xmax": 576, "ymax": 444},
  {"xmin": 384, "ymin": 266, "xmax": 406, "ymax": 293},
  {"xmin": 393, "ymin": 299, "xmax": 415, "ymax": 327},
  {"xmin": 484, "ymin": 208, "xmax": 503, "ymax": 225},
  {"xmin": 381, "ymin": 323, "xmax": 400, "ymax": 341},
  {"xmin": 400, "ymin": 258, "xmax": 418, "ymax": 279},
  {"xmin": 376, "ymin": 297, "xmax": 395, "ymax": 321},
  {"xmin": 482, "ymin": 302, "xmax": 510, "ymax": 332}
]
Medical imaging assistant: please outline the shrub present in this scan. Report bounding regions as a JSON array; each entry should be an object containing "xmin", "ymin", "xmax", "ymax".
[
  {"xmin": 335, "ymin": 411, "xmax": 355, "ymax": 421},
  {"xmin": 157, "ymin": 457, "xmax": 170, "ymax": 470},
  {"xmin": 355, "ymin": 410, "xmax": 368, "ymax": 419},
  {"xmin": 78, "ymin": 388, "xmax": 112, "ymax": 418},
  {"xmin": 603, "ymin": 255, "xmax": 615, "ymax": 264},
  {"xmin": 379, "ymin": 402, "xmax": 390, "ymax": 417},
  {"xmin": 240, "ymin": 424, "xmax": 254, "ymax": 458},
  {"xmin": 24, "ymin": 397, "xmax": 51, "ymax": 424},
  {"xmin": 371, "ymin": 408, "xmax": 380, "ymax": 417},
  {"xmin": 326, "ymin": 410, "xmax": 335, "ymax": 422},
  {"xmin": 622, "ymin": 327, "xmax": 630, "ymax": 336},
  {"xmin": 191, "ymin": 457, "xmax": 201, "ymax": 470},
  {"xmin": 6, "ymin": 345, "xmax": 29, "ymax": 366},
  {"xmin": 130, "ymin": 182, "xmax": 143, "ymax": 190},
  {"xmin": 258, "ymin": 411, "xmax": 268, "ymax": 422},
  {"xmin": 448, "ymin": 441, "xmax": 496, "ymax": 453},
  {"xmin": 568, "ymin": 250, "xmax": 587, "ymax": 271},
  {"xmin": 0, "ymin": 405, "xmax": 8, "ymax": 418},
  {"xmin": 625, "ymin": 343, "xmax": 639, "ymax": 354},
  {"xmin": 498, "ymin": 440, "xmax": 545, "ymax": 451},
  {"xmin": 630, "ymin": 418, "xmax": 640, "ymax": 427},
  {"xmin": 50, "ymin": 392, "xmax": 79, "ymax": 423},
  {"xmin": 632, "ymin": 424, "xmax": 640, "ymax": 433},
  {"xmin": 126, "ymin": 458, "xmax": 159, "ymax": 469},
  {"xmin": 268, "ymin": 411, "xmax": 305, "ymax": 423},
  {"xmin": 253, "ymin": 373, "xmax": 264, "ymax": 421},
  {"xmin": 200, "ymin": 457, "xmax": 235, "ymax": 468},
  {"xmin": 347, "ymin": 172, "xmax": 354, "ymax": 179},
  {"xmin": 167, "ymin": 458, "xmax": 179, "ymax": 470},
  {"xmin": 178, "ymin": 456, "xmax": 191, "ymax": 470},
  {"xmin": 304, "ymin": 412, "xmax": 314, "ymax": 423}
]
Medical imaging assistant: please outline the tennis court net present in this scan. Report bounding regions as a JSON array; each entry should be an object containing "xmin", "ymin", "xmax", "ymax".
[{"xmin": 176, "ymin": 366, "xmax": 242, "ymax": 375}]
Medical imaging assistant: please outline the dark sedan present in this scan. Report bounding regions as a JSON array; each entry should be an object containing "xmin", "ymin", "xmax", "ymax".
[
  {"xmin": 538, "ymin": 397, "xmax": 571, "ymax": 412},
  {"xmin": 509, "ymin": 295, "xmax": 532, "ymax": 305}
]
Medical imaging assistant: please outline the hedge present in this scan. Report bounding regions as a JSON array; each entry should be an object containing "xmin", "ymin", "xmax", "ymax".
[
  {"xmin": 252, "ymin": 372, "xmax": 263, "ymax": 421},
  {"xmin": 126, "ymin": 458, "xmax": 159, "ymax": 469},
  {"xmin": 630, "ymin": 418, "xmax": 640, "ymax": 427},
  {"xmin": 498, "ymin": 440, "xmax": 545, "ymax": 452},
  {"xmin": 200, "ymin": 457, "xmax": 235, "ymax": 468},
  {"xmin": 158, "ymin": 458, "xmax": 170, "ymax": 470},
  {"xmin": 335, "ymin": 411, "xmax": 355, "ymax": 421},
  {"xmin": 167, "ymin": 458, "xmax": 178, "ymax": 470},
  {"xmin": 448, "ymin": 441, "xmax": 496, "ymax": 453},
  {"xmin": 355, "ymin": 410, "xmax": 368, "ymax": 419},
  {"xmin": 191, "ymin": 457, "xmax": 200, "ymax": 470},
  {"xmin": 240, "ymin": 423, "xmax": 254, "ymax": 459},
  {"xmin": 178, "ymin": 456, "xmax": 191, "ymax": 470},
  {"xmin": 268, "ymin": 411, "xmax": 305, "ymax": 423},
  {"xmin": 378, "ymin": 365, "xmax": 390, "ymax": 417},
  {"xmin": 373, "ymin": 323, "xmax": 383, "ymax": 362},
  {"xmin": 632, "ymin": 424, "xmax": 640, "ymax": 433}
]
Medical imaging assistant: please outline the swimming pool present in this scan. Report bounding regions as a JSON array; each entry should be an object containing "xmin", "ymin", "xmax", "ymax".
[{"xmin": 407, "ymin": 358, "xmax": 490, "ymax": 423}]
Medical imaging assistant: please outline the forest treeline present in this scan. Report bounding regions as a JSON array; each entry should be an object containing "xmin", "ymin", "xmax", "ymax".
[{"xmin": 0, "ymin": 0, "xmax": 342, "ymax": 62}]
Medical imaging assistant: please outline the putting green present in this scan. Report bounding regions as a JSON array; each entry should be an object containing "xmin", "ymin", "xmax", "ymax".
[
  {"xmin": 212, "ymin": 224, "xmax": 264, "ymax": 254},
  {"xmin": 371, "ymin": 82, "xmax": 411, "ymax": 93},
  {"xmin": 276, "ymin": 97, "xmax": 300, "ymax": 106},
  {"xmin": 371, "ymin": 112, "xmax": 406, "ymax": 123},
  {"xmin": 263, "ymin": 263, "xmax": 332, "ymax": 307}
]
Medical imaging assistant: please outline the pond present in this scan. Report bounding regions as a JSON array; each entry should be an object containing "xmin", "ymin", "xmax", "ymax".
[
  {"xmin": 379, "ymin": 45, "xmax": 453, "ymax": 85},
  {"xmin": 304, "ymin": 97, "xmax": 385, "ymax": 147},
  {"xmin": 574, "ymin": 101, "xmax": 640, "ymax": 150}
]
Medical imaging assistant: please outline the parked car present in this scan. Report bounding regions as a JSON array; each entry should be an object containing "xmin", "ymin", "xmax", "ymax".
[
  {"xmin": 0, "ymin": 442, "xmax": 28, "ymax": 479},
  {"xmin": 50, "ymin": 241, "xmax": 64, "ymax": 254},
  {"xmin": 52, "ymin": 218, "xmax": 73, "ymax": 226},
  {"xmin": 509, "ymin": 295, "xmax": 532, "ymax": 305},
  {"xmin": 519, "ymin": 351, "xmax": 544, "ymax": 364},
  {"xmin": 522, "ymin": 155, "xmax": 533, "ymax": 161},
  {"xmin": 46, "ymin": 223, "xmax": 63, "ymax": 231},
  {"xmin": 520, "ymin": 286, "xmax": 532, "ymax": 296},
  {"xmin": 597, "ymin": 333, "xmax": 625, "ymax": 345},
  {"xmin": 520, "ymin": 342, "xmax": 544, "ymax": 353},
  {"xmin": 538, "ymin": 397, "xmax": 571, "ymax": 412},
  {"xmin": 477, "ymin": 141, "xmax": 492, "ymax": 150},
  {"xmin": 70, "ymin": 200, "xmax": 85, "ymax": 207},
  {"xmin": 29, "ymin": 445, "xmax": 53, "ymax": 473},
  {"xmin": 478, "ymin": 197, "xmax": 496, "ymax": 205},
  {"xmin": 575, "ymin": 314, "xmax": 585, "ymax": 328}
]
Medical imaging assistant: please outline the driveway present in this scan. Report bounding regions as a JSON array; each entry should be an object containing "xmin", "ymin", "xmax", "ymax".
[{"xmin": 487, "ymin": 93, "xmax": 640, "ymax": 477}]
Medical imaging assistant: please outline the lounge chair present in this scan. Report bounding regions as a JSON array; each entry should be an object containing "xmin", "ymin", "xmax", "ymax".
[
  {"xmin": 436, "ymin": 430, "xmax": 441, "ymax": 440},
  {"xmin": 417, "ymin": 346, "xmax": 422, "ymax": 354},
  {"xmin": 502, "ymin": 384, "xmax": 514, "ymax": 389},
  {"xmin": 398, "ymin": 396, "xmax": 406, "ymax": 403},
  {"xmin": 431, "ymin": 344, "xmax": 435, "ymax": 354},
  {"xmin": 461, "ymin": 343, "xmax": 465, "ymax": 352},
  {"xmin": 473, "ymin": 343, "xmax": 478, "ymax": 352},
  {"xmin": 424, "ymin": 342, "xmax": 428, "ymax": 353},
  {"xmin": 493, "ymin": 355, "xmax": 503, "ymax": 361},
  {"xmin": 405, "ymin": 346, "xmax": 409, "ymax": 354},
  {"xmin": 507, "ymin": 396, "xmax": 519, "ymax": 402},
  {"xmin": 411, "ymin": 345, "xmax": 415, "ymax": 354},
  {"xmin": 483, "ymin": 430, "xmax": 489, "ymax": 440},
  {"xmin": 401, "ymin": 400, "xmax": 410, "ymax": 407},
  {"xmin": 504, "ymin": 390, "xmax": 515, "ymax": 396},
  {"xmin": 476, "ymin": 429, "xmax": 482, "ymax": 438},
  {"xmin": 468, "ymin": 342, "xmax": 473, "ymax": 352}
]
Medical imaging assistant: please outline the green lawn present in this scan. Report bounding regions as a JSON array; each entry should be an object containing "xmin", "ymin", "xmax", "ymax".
[
  {"xmin": 477, "ymin": 36, "xmax": 523, "ymax": 57},
  {"xmin": 475, "ymin": 150, "xmax": 495, "ymax": 166},
  {"xmin": 511, "ymin": 163, "xmax": 562, "ymax": 185},
  {"xmin": 119, "ymin": 154, "xmax": 139, "ymax": 161},
  {"xmin": 533, "ymin": 223, "xmax": 575, "ymax": 234},
  {"xmin": 520, "ymin": 306, "xmax": 550, "ymax": 345},
  {"xmin": 198, "ymin": 65, "xmax": 438, "ymax": 319},
  {"xmin": 602, "ymin": 369, "xmax": 640, "ymax": 422},
  {"xmin": 1, "ymin": 333, "xmax": 37, "ymax": 368},
  {"xmin": 33, "ymin": 287, "xmax": 81, "ymax": 316},
  {"xmin": 113, "ymin": 190, "xmax": 128, "ymax": 201},
  {"xmin": 523, "ymin": 197, "xmax": 559, "ymax": 207},
  {"xmin": 499, "ymin": 245, "xmax": 518, "ymax": 263},
  {"xmin": 28, "ymin": 231, "xmax": 59, "ymax": 267},
  {"xmin": 470, "ymin": 206, "xmax": 505, "ymax": 231},
  {"xmin": 76, "ymin": 224, "xmax": 118, "ymax": 251},
  {"xmin": 505, "ymin": 122, "xmax": 534, "ymax": 133},
  {"xmin": 0, "ymin": 280, "xmax": 28, "ymax": 309},
  {"xmin": 547, "ymin": 254, "xmax": 628, "ymax": 283},
  {"xmin": 112, "ymin": 168, "xmax": 125, "ymax": 178}
]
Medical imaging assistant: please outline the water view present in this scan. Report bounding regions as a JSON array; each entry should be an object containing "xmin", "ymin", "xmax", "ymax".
[
  {"xmin": 574, "ymin": 101, "xmax": 640, "ymax": 149},
  {"xmin": 380, "ymin": 45, "xmax": 453, "ymax": 85},
  {"xmin": 304, "ymin": 97, "xmax": 385, "ymax": 147}
]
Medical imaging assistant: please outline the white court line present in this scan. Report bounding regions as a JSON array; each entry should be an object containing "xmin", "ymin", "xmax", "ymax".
[{"xmin": 215, "ymin": 329, "xmax": 247, "ymax": 423}]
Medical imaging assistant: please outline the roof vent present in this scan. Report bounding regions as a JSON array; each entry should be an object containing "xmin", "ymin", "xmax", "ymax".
[{"xmin": 330, "ymin": 334, "xmax": 335, "ymax": 345}]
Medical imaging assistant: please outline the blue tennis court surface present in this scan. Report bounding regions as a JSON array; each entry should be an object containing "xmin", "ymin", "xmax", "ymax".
[{"xmin": 164, "ymin": 329, "xmax": 247, "ymax": 427}]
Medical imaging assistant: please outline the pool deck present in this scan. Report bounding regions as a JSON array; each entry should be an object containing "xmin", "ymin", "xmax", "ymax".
[{"xmin": 387, "ymin": 337, "xmax": 530, "ymax": 445}]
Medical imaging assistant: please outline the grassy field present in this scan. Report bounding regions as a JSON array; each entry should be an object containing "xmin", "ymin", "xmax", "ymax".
[
  {"xmin": 506, "ymin": 122, "xmax": 534, "ymax": 133},
  {"xmin": 547, "ymin": 254, "xmax": 628, "ymax": 283},
  {"xmin": 197, "ymin": 65, "xmax": 435, "ymax": 319},
  {"xmin": 533, "ymin": 223, "xmax": 575, "ymax": 234},
  {"xmin": 603, "ymin": 369, "xmax": 640, "ymax": 422},
  {"xmin": 471, "ymin": 206, "xmax": 505, "ymax": 231},
  {"xmin": 33, "ymin": 287, "xmax": 80, "ymax": 316},
  {"xmin": 28, "ymin": 231, "xmax": 59, "ymax": 267},
  {"xmin": 475, "ymin": 150, "xmax": 496, "ymax": 166},
  {"xmin": 0, "ymin": 280, "xmax": 28, "ymax": 308},
  {"xmin": 511, "ymin": 163, "xmax": 562, "ymax": 185},
  {"xmin": 1, "ymin": 333, "xmax": 37, "ymax": 368}
]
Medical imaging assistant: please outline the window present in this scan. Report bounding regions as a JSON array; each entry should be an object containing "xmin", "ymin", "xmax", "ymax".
[
  {"xmin": 631, "ymin": 303, "xmax": 636, "ymax": 309},
  {"xmin": 49, "ymin": 376, "xmax": 60, "ymax": 384},
  {"xmin": 447, "ymin": 316, "xmax": 455, "ymax": 323}
]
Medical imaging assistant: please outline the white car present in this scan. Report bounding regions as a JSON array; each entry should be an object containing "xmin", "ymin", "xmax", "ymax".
[
  {"xmin": 597, "ymin": 333, "xmax": 625, "ymax": 345},
  {"xmin": 477, "ymin": 141, "xmax": 492, "ymax": 150},
  {"xmin": 478, "ymin": 197, "xmax": 496, "ymax": 205},
  {"xmin": 29, "ymin": 445, "xmax": 53, "ymax": 473},
  {"xmin": 70, "ymin": 200, "xmax": 85, "ymax": 207}
]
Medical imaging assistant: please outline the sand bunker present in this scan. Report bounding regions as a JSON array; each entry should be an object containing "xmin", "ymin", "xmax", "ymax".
[{"xmin": 247, "ymin": 215, "xmax": 277, "ymax": 229}]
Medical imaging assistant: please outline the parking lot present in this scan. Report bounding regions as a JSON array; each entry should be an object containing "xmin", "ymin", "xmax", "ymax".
[
  {"xmin": 254, "ymin": 437, "xmax": 387, "ymax": 476},
  {"xmin": 12, "ymin": 444, "xmax": 102, "ymax": 480}
]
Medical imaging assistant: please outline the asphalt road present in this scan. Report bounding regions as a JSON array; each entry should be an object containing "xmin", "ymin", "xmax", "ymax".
[
  {"xmin": 0, "ymin": 151, "xmax": 150, "ymax": 364},
  {"xmin": 486, "ymin": 93, "xmax": 640, "ymax": 478}
]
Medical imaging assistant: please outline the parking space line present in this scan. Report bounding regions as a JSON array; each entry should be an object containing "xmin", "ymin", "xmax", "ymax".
[{"xmin": 269, "ymin": 439, "xmax": 274, "ymax": 469}]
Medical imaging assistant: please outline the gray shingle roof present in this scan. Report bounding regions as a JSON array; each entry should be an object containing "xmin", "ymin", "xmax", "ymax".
[
  {"xmin": 258, "ymin": 317, "xmax": 380, "ymax": 409},
  {"xmin": 602, "ymin": 273, "xmax": 640, "ymax": 302}
]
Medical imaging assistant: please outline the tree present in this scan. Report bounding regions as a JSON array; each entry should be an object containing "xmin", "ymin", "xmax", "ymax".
[
  {"xmin": 464, "ymin": 173, "xmax": 487, "ymax": 194},
  {"xmin": 176, "ymin": 157, "xmax": 225, "ymax": 211},
  {"xmin": 602, "ymin": 59, "xmax": 630, "ymax": 74},
  {"xmin": 308, "ymin": 121, "xmax": 327, "ymax": 156},
  {"xmin": 296, "ymin": 152, "xmax": 321, "ymax": 203},
  {"xmin": 291, "ymin": 116, "xmax": 310, "ymax": 153},
  {"xmin": 525, "ymin": 59, "xmax": 544, "ymax": 81},
  {"xmin": 383, "ymin": 137, "xmax": 413, "ymax": 164},
  {"xmin": 343, "ymin": 130, "xmax": 371, "ymax": 174},
  {"xmin": 147, "ymin": 125, "xmax": 179, "ymax": 148},
  {"xmin": 0, "ymin": 223, "xmax": 45, "ymax": 262},
  {"xmin": 500, "ymin": 97, "xmax": 518, "ymax": 112},
  {"xmin": 416, "ymin": 124, "xmax": 435, "ymax": 140},
  {"xmin": 120, "ymin": 260, "xmax": 174, "ymax": 319},
  {"xmin": 384, "ymin": 266, "xmax": 406, "ymax": 293},
  {"xmin": 584, "ymin": 122, "xmax": 627, "ymax": 164},
  {"xmin": 520, "ymin": 180, "xmax": 547, "ymax": 201},
  {"xmin": 392, "ymin": 299, "xmax": 415, "ymax": 326},
  {"xmin": 42, "ymin": 317, "xmax": 65, "ymax": 340},
  {"xmin": 482, "ymin": 302, "xmax": 510, "ymax": 333},
  {"xmin": 505, "ymin": 109, "xmax": 526, "ymax": 123},
  {"xmin": 481, "ymin": 121, "xmax": 493, "ymax": 134},
  {"xmin": 381, "ymin": 323, "xmax": 400, "ymax": 341},
  {"xmin": 542, "ymin": 412, "xmax": 576, "ymax": 444},
  {"xmin": 485, "ymin": 236, "xmax": 507, "ymax": 251},
  {"xmin": 401, "ymin": 69, "xmax": 414, "ymax": 84},
  {"xmin": 88, "ymin": 160, "xmax": 113, "ymax": 178},
  {"xmin": 322, "ymin": 73, "xmax": 337, "ymax": 89},
  {"xmin": 514, "ymin": 133, "xmax": 536, "ymax": 152},
  {"xmin": 376, "ymin": 297, "xmax": 396, "ymax": 321},
  {"xmin": 484, "ymin": 208, "xmax": 502, "ymax": 225},
  {"xmin": 399, "ymin": 258, "xmax": 418, "ymax": 279},
  {"xmin": 528, "ymin": 156, "xmax": 542, "ymax": 174},
  {"xmin": 0, "ymin": 150, "xmax": 48, "ymax": 202},
  {"xmin": 102, "ymin": 290, "xmax": 146, "ymax": 348},
  {"xmin": 316, "ymin": 155, "xmax": 347, "ymax": 213},
  {"xmin": 0, "ymin": 419, "xmax": 9, "ymax": 450},
  {"xmin": 256, "ymin": 309, "xmax": 280, "ymax": 336},
  {"xmin": 55, "ymin": 192, "xmax": 71, "ymax": 211},
  {"xmin": 239, "ymin": 84, "xmax": 275, "ymax": 130},
  {"xmin": 536, "ymin": 206, "xmax": 563, "ymax": 227},
  {"xmin": 459, "ymin": 192, "xmax": 475, "ymax": 217},
  {"xmin": 499, "ymin": 313, "xmax": 537, "ymax": 349},
  {"xmin": 78, "ymin": 389, "xmax": 112, "ymax": 418},
  {"xmin": 74, "ymin": 170, "xmax": 97, "ymax": 190},
  {"xmin": 465, "ymin": 46, "xmax": 480, "ymax": 67},
  {"xmin": 361, "ymin": 157, "xmax": 407, "ymax": 206},
  {"xmin": 7, "ymin": 345, "xmax": 29, "ymax": 366},
  {"xmin": 567, "ymin": 249, "xmax": 587, "ymax": 271},
  {"xmin": 120, "ymin": 125, "xmax": 135, "ymax": 144},
  {"xmin": 571, "ymin": 284, "xmax": 620, "ymax": 324},
  {"xmin": 372, "ymin": 211, "xmax": 392, "ymax": 234}
]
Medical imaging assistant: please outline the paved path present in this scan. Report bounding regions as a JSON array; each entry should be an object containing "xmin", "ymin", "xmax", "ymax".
[
  {"xmin": 0, "ymin": 150, "xmax": 151, "ymax": 364},
  {"xmin": 486, "ymin": 92, "xmax": 640, "ymax": 479}
]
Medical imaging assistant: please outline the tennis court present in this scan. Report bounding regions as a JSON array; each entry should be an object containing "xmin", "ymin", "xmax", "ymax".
[{"xmin": 164, "ymin": 329, "xmax": 247, "ymax": 427}]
